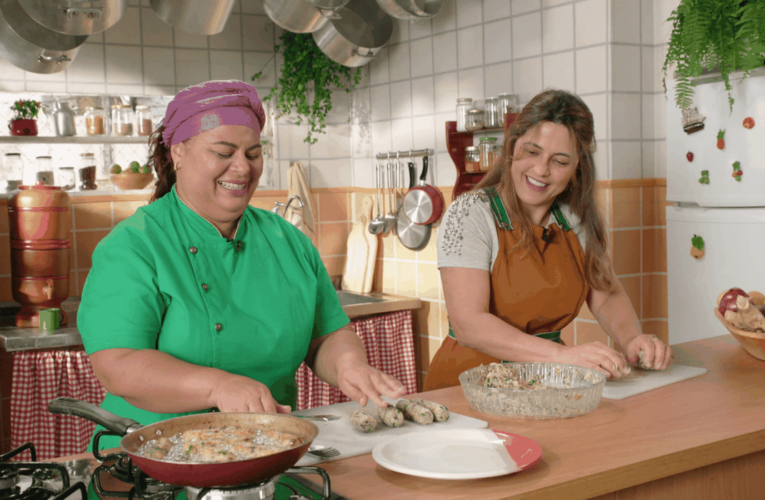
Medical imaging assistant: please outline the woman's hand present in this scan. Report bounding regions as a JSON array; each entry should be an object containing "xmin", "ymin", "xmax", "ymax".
[
  {"xmin": 210, "ymin": 374, "xmax": 292, "ymax": 414},
  {"xmin": 336, "ymin": 359, "xmax": 406, "ymax": 408},
  {"xmin": 555, "ymin": 342, "xmax": 630, "ymax": 379},
  {"xmin": 624, "ymin": 334, "xmax": 673, "ymax": 371}
]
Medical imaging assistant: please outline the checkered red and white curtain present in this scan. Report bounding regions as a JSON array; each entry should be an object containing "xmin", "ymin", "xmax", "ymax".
[
  {"xmin": 11, "ymin": 350, "xmax": 107, "ymax": 461},
  {"xmin": 295, "ymin": 310, "xmax": 418, "ymax": 410}
]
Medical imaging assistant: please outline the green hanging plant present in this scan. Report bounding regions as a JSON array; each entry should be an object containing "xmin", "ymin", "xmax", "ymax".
[
  {"xmin": 252, "ymin": 31, "xmax": 362, "ymax": 144},
  {"xmin": 663, "ymin": 0, "xmax": 765, "ymax": 111}
]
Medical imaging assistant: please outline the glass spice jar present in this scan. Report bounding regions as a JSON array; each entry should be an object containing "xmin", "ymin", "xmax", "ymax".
[
  {"xmin": 465, "ymin": 108, "xmax": 485, "ymax": 131},
  {"xmin": 111, "ymin": 104, "xmax": 134, "ymax": 136},
  {"xmin": 4, "ymin": 153, "xmax": 23, "ymax": 191},
  {"xmin": 456, "ymin": 98, "xmax": 473, "ymax": 132},
  {"xmin": 136, "ymin": 105, "xmax": 153, "ymax": 136},
  {"xmin": 484, "ymin": 97, "xmax": 500, "ymax": 128},
  {"xmin": 498, "ymin": 93, "xmax": 518, "ymax": 123},
  {"xmin": 465, "ymin": 146, "xmax": 480, "ymax": 173},
  {"xmin": 36, "ymin": 156, "xmax": 54, "ymax": 185},
  {"xmin": 57, "ymin": 166, "xmax": 76, "ymax": 191},
  {"xmin": 84, "ymin": 107, "xmax": 106, "ymax": 135},
  {"xmin": 479, "ymin": 136, "xmax": 498, "ymax": 172},
  {"xmin": 79, "ymin": 153, "xmax": 98, "ymax": 190}
]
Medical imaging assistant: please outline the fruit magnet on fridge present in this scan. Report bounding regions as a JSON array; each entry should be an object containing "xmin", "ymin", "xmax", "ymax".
[
  {"xmin": 699, "ymin": 170, "xmax": 710, "ymax": 184},
  {"xmin": 743, "ymin": 117, "xmax": 755, "ymax": 129},
  {"xmin": 732, "ymin": 161, "xmax": 742, "ymax": 181},
  {"xmin": 691, "ymin": 234, "xmax": 705, "ymax": 259},
  {"xmin": 717, "ymin": 129, "xmax": 726, "ymax": 150},
  {"xmin": 686, "ymin": 151, "xmax": 694, "ymax": 162},
  {"xmin": 681, "ymin": 107, "xmax": 706, "ymax": 134}
]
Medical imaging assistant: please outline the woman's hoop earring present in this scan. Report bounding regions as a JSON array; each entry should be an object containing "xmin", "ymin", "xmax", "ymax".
[{"xmin": 174, "ymin": 162, "xmax": 181, "ymax": 172}]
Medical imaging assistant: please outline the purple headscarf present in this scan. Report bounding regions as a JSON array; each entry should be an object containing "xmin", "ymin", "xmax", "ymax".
[{"xmin": 161, "ymin": 80, "xmax": 266, "ymax": 151}]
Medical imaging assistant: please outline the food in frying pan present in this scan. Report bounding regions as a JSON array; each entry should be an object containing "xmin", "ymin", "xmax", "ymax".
[
  {"xmin": 395, "ymin": 399, "xmax": 434, "ymax": 425},
  {"xmin": 411, "ymin": 398, "xmax": 450, "ymax": 422},
  {"xmin": 350, "ymin": 408, "xmax": 378, "ymax": 433},
  {"xmin": 377, "ymin": 406, "xmax": 404, "ymax": 427},
  {"xmin": 482, "ymin": 363, "xmax": 551, "ymax": 390},
  {"xmin": 136, "ymin": 426, "xmax": 305, "ymax": 463}
]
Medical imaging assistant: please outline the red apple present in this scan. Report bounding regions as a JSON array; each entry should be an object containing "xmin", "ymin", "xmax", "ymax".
[{"xmin": 718, "ymin": 288, "xmax": 752, "ymax": 314}]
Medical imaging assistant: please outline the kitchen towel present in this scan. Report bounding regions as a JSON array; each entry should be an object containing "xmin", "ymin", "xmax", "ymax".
[
  {"xmin": 286, "ymin": 161, "xmax": 316, "ymax": 245},
  {"xmin": 295, "ymin": 310, "xmax": 418, "ymax": 410},
  {"xmin": 11, "ymin": 350, "xmax": 107, "ymax": 460}
]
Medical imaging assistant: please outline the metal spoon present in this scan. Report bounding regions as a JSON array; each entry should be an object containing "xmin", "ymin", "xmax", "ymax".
[
  {"xmin": 368, "ymin": 162, "xmax": 386, "ymax": 234},
  {"xmin": 383, "ymin": 162, "xmax": 397, "ymax": 232}
]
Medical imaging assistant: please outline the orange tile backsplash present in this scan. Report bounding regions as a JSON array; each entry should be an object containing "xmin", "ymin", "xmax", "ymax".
[{"xmin": 0, "ymin": 179, "xmax": 669, "ymax": 391}]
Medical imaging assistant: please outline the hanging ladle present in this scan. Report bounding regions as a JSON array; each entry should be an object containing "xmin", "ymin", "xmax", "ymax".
[
  {"xmin": 369, "ymin": 162, "xmax": 386, "ymax": 234},
  {"xmin": 383, "ymin": 161, "xmax": 397, "ymax": 233}
]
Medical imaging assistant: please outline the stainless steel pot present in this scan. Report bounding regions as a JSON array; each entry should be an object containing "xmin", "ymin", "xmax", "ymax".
[
  {"xmin": 0, "ymin": 0, "xmax": 87, "ymax": 74},
  {"xmin": 313, "ymin": 0, "xmax": 392, "ymax": 67},
  {"xmin": 17, "ymin": 0, "xmax": 127, "ymax": 36},
  {"xmin": 375, "ymin": 0, "xmax": 441, "ymax": 20},
  {"xmin": 149, "ymin": 0, "xmax": 235, "ymax": 35},
  {"xmin": 264, "ymin": 0, "xmax": 349, "ymax": 34}
]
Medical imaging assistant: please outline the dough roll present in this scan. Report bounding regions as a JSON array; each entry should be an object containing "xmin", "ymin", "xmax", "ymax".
[
  {"xmin": 395, "ymin": 399, "xmax": 434, "ymax": 425},
  {"xmin": 411, "ymin": 398, "xmax": 450, "ymax": 422},
  {"xmin": 377, "ymin": 406, "xmax": 404, "ymax": 427},
  {"xmin": 350, "ymin": 408, "xmax": 378, "ymax": 433}
]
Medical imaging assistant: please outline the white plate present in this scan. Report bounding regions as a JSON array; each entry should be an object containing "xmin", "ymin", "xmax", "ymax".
[{"xmin": 372, "ymin": 428, "xmax": 542, "ymax": 480}]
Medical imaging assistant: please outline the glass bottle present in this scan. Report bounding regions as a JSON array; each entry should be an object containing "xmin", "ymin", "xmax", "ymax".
[
  {"xmin": 136, "ymin": 105, "xmax": 153, "ymax": 136},
  {"xmin": 456, "ymin": 98, "xmax": 473, "ymax": 132},
  {"xmin": 36, "ymin": 156, "xmax": 54, "ymax": 185},
  {"xmin": 84, "ymin": 107, "xmax": 106, "ymax": 135},
  {"xmin": 57, "ymin": 166, "xmax": 76, "ymax": 191},
  {"xmin": 465, "ymin": 108, "xmax": 485, "ymax": 131},
  {"xmin": 111, "ymin": 104, "xmax": 134, "ymax": 136},
  {"xmin": 484, "ymin": 97, "xmax": 500, "ymax": 128},
  {"xmin": 498, "ymin": 93, "xmax": 519, "ymax": 124},
  {"xmin": 465, "ymin": 146, "xmax": 480, "ymax": 173},
  {"xmin": 4, "ymin": 153, "xmax": 23, "ymax": 192},
  {"xmin": 79, "ymin": 153, "xmax": 98, "ymax": 190},
  {"xmin": 479, "ymin": 137, "xmax": 498, "ymax": 172}
]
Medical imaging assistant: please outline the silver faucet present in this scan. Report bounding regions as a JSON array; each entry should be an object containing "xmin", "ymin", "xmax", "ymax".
[{"xmin": 271, "ymin": 195, "xmax": 305, "ymax": 218}]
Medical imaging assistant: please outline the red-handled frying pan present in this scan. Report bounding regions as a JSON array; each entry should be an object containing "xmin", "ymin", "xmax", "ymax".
[
  {"xmin": 48, "ymin": 397, "xmax": 318, "ymax": 488},
  {"xmin": 403, "ymin": 156, "xmax": 445, "ymax": 225}
]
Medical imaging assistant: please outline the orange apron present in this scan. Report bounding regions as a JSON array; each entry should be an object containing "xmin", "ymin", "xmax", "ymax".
[{"xmin": 423, "ymin": 189, "xmax": 589, "ymax": 391}]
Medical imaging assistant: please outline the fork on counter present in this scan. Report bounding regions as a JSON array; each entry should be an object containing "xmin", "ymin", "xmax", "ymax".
[
  {"xmin": 307, "ymin": 446, "xmax": 341, "ymax": 459},
  {"xmin": 294, "ymin": 414, "xmax": 341, "ymax": 422}
]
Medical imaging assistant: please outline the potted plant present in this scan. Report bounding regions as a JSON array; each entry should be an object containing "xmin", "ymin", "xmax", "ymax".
[
  {"xmin": 9, "ymin": 99, "xmax": 42, "ymax": 136},
  {"xmin": 252, "ymin": 32, "xmax": 362, "ymax": 144},
  {"xmin": 663, "ymin": 1, "xmax": 765, "ymax": 111}
]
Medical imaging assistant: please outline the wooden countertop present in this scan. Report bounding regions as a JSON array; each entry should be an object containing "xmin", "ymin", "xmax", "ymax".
[{"xmin": 51, "ymin": 336, "xmax": 765, "ymax": 500}]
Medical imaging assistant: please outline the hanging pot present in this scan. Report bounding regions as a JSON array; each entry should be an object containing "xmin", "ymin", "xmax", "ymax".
[
  {"xmin": 264, "ymin": 0, "xmax": 349, "ymax": 34},
  {"xmin": 16, "ymin": 0, "xmax": 127, "ymax": 36},
  {"xmin": 0, "ymin": 0, "xmax": 87, "ymax": 74},
  {"xmin": 403, "ymin": 156, "xmax": 444, "ymax": 225},
  {"xmin": 149, "ymin": 0, "xmax": 236, "ymax": 35},
  {"xmin": 375, "ymin": 0, "xmax": 441, "ymax": 20},
  {"xmin": 312, "ymin": 0, "xmax": 392, "ymax": 67}
]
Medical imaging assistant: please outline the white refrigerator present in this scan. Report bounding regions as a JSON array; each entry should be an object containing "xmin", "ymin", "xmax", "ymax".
[{"xmin": 666, "ymin": 73, "xmax": 765, "ymax": 344}]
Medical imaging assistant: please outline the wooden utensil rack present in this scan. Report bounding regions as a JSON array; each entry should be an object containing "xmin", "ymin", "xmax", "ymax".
[{"xmin": 375, "ymin": 148, "xmax": 434, "ymax": 160}]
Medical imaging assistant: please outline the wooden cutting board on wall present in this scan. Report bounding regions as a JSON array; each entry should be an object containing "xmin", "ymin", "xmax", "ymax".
[
  {"xmin": 341, "ymin": 199, "xmax": 370, "ymax": 293},
  {"xmin": 361, "ymin": 196, "xmax": 377, "ymax": 293}
]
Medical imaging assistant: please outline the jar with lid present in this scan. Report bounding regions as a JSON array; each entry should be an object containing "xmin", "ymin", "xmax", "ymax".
[
  {"xmin": 4, "ymin": 153, "xmax": 23, "ymax": 192},
  {"xmin": 136, "ymin": 105, "xmax": 153, "ymax": 136},
  {"xmin": 465, "ymin": 146, "xmax": 480, "ymax": 173},
  {"xmin": 112, "ymin": 104, "xmax": 134, "ymax": 136},
  {"xmin": 456, "ymin": 98, "xmax": 473, "ymax": 132},
  {"xmin": 57, "ymin": 166, "xmax": 76, "ymax": 191},
  {"xmin": 498, "ymin": 93, "xmax": 519, "ymax": 123},
  {"xmin": 479, "ymin": 137, "xmax": 498, "ymax": 172},
  {"xmin": 484, "ymin": 97, "xmax": 500, "ymax": 128},
  {"xmin": 84, "ymin": 107, "xmax": 106, "ymax": 135},
  {"xmin": 465, "ymin": 108, "xmax": 485, "ymax": 131},
  {"xmin": 79, "ymin": 153, "xmax": 98, "ymax": 190},
  {"xmin": 36, "ymin": 156, "xmax": 54, "ymax": 186}
]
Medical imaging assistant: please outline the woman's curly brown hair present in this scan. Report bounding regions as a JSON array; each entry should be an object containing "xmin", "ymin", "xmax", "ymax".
[{"xmin": 148, "ymin": 124, "xmax": 176, "ymax": 203}]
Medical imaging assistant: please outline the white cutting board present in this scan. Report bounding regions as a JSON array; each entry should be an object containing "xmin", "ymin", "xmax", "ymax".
[
  {"xmin": 341, "ymin": 208, "xmax": 370, "ymax": 293},
  {"xmin": 294, "ymin": 397, "xmax": 488, "ymax": 466},
  {"xmin": 602, "ymin": 364, "xmax": 707, "ymax": 400},
  {"xmin": 361, "ymin": 196, "xmax": 377, "ymax": 293}
]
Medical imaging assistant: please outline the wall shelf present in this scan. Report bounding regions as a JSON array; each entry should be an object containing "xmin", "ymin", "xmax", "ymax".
[
  {"xmin": 0, "ymin": 136, "xmax": 150, "ymax": 144},
  {"xmin": 446, "ymin": 113, "xmax": 517, "ymax": 200}
]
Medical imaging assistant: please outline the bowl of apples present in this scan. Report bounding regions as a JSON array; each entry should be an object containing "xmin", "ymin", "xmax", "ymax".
[
  {"xmin": 110, "ymin": 161, "xmax": 155, "ymax": 191},
  {"xmin": 715, "ymin": 287, "xmax": 765, "ymax": 361}
]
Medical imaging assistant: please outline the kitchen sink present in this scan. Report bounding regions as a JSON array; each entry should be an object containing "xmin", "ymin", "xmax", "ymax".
[{"xmin": 336, "ymin": 290, "xmax": 386, "ymax": 306}]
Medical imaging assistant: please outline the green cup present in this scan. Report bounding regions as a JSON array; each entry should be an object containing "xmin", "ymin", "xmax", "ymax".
[{"xmin": 39, "ymin": 308, "xmax": 60, "ymax": 333}]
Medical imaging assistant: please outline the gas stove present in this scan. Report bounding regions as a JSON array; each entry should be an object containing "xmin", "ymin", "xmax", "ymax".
[{"xmin": 1, "ymin": 436, "xmax": 349, "ymax": 500}]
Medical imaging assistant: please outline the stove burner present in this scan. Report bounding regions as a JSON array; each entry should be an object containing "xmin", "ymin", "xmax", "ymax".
[{"xmin": 0, "ymin": 443, "xmax": 71, "ymax": 500}]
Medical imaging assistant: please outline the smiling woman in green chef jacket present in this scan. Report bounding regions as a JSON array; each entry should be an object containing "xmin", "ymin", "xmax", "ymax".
[{"xmin": 78, "ymin": 80, "xmax": 405, "ymax": 450}]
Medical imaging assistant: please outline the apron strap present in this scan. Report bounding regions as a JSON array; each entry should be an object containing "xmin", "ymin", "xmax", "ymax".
[
  {"xmin": 550, "ymin": 201, "xmax": 572, "ymax": 231},
  {"xmin": 484, "ymin": 187, "xmax": 513, "ymax": 231},
  {"xmin": 448, "ymin": 325, "xmax": 562, "ymax": 344}
]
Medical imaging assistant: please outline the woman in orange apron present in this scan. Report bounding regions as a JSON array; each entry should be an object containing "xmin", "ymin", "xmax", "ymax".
[{"xmin": 425, "ymin": 90, "xmax": 672, "ymax": 391}]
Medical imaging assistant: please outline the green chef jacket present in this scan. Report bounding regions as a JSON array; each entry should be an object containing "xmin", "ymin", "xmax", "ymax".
[{"xmin": 78, "ymin": 185, "xmax": 349, "ymax": 450}]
